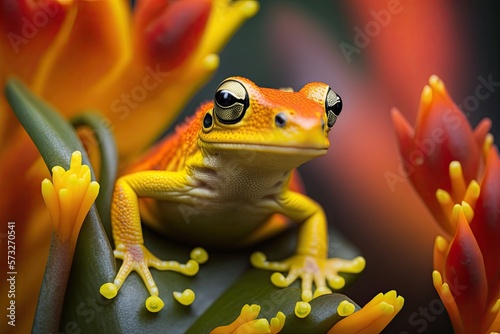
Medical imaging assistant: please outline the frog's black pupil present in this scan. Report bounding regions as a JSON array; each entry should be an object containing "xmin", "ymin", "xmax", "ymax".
[
  {"xmin": 203, "ymin": 113, "xmax": 213, "ymax": 128},
  {"xmin": 216, "ymin": 90, "xmax": 236, "ymax": 107},
  {"xmin": 332, "ymin": 95, "xmax": 342, "ymax": 116}
]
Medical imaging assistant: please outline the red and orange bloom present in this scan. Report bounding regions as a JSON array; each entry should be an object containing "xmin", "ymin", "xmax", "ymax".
[
  {"xmin": 393, "ymin": 76, "xmax": 500, "ymax": 333},
  {"xmin": 391, "ymin": 75, "xmax": 491, "ymax": 236},
  {"xmin": 0, "ymin": 0, "xmax": 258, "ymax": 332}
]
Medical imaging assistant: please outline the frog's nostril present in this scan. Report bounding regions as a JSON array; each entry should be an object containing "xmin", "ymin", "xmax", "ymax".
[{"xmin": 275, "ymin": 113, "xmax": 287, "ymax": 128}]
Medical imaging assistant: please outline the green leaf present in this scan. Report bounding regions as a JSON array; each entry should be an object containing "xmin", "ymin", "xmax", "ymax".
[
  {"xmin": 4, "ymin": 77, "xmax": 92, "ymax": 173},
  {"xmin": 4, "ymin": 78, "xmax": 119, "ymax": 332},
  {"xmin": 61, "ymin": 222, "xmax": 362, "ymax": 333},
  {"xmin": 71, "ymin": 113, "xmax": 118, "ymax": 240},
  {"xmin": 61, "ymin": 226, "xmax": 250, "ymax": 333},
  {"xmin": 187, "ymin": 225, "xmax": 362, "ymax": 333}
]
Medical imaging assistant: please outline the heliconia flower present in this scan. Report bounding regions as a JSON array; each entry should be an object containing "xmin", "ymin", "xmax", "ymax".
[
  {"xmin": 469, "ymin": 147, "xmax": 500, "ymax": 306},
  {"xmin": 391, "ymin": 75, "xmax": 491, "ymax": 235},
  {"xmin": 41, "ymin": 150, "xmax": 99, "ymax": 250},
  {"xmin": 327, "ymin": 291, "xmax": 404, "ymax": 334},
  {"xmin": 433, "ymin": 204, "xmax": 499, "ymax": 334},
  {"xmin": 34, "ymin": 150, "xmax": 100, "ymax": 333},
  {"xmin": 211, "ymin": 304, "xmax": 286, "ymax": 334},
  {"xmin": 0, "ymin": 1, "xmax": 257, "ymax": 332}
]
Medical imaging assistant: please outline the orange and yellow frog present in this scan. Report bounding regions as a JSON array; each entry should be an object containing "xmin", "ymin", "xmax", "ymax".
[{"xmin": 99, "ymin": 77, "xmax": 365, "ymax": 312}]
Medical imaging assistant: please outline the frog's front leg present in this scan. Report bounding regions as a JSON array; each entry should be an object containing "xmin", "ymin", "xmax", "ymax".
[
  {"xmin": 100, "ymin": 171, "xmax": 201, "ymax": 312},
  {"xmin": 251, "ymin": 191, "xmax": 365, "ymax": 303}
]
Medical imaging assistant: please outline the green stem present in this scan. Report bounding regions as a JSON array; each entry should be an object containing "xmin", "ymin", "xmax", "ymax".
[
  {"xmin": 33, "ymin": 234, "xmax": 73, "ymax": 333},
  {"xmin": 71, "ymin": 113, "xmax": 118, "ymax": 241}
]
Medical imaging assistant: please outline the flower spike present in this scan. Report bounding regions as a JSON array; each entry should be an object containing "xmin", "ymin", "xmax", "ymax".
[
  {"xmin": 392, "ymin": 75, "xmax": 487, "ymax": 235},
  {"xmin": 211, "ymin": 304, "xmax": 286, "ymax": 334},
  {"xmin": 41, "ymin": 150, "xmax": 99, "ymax": 249},
  {"xmin": 328, "ymin": 291, "xmax": 404, "ymax": 334}
]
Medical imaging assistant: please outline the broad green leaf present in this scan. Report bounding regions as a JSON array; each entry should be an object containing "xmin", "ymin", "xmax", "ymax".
[
  {"xmin": 4, "ymin": 78, "xmax": 118, "ymax": 332},
  {"xmin": 187, "ymin": 225, "xmax": 362, "ymax": 333},
  {"xmin": 4, "ymin": 77, "xmax": 92, "ymax": 174}
]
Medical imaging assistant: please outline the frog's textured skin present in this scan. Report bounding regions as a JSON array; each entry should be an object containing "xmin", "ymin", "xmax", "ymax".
[{"xmin": 100, "ymin": 77, "xmax": 365, "ymax": 312}]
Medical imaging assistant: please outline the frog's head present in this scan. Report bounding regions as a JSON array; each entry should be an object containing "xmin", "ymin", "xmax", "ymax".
[{"xmin": 198, "ymin": 77, "xmax": 342, "ymax": 167}]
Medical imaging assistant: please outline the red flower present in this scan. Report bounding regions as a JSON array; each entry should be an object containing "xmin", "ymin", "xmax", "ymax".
[{"xmin": 391, "ymin": 75, "xmax": 491, "ymax": 235}]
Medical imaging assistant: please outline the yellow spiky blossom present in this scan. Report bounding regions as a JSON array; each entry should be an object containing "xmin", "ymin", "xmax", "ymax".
[
  {"xmin": 0, "ymin": 1, "xmax": 258, "ymax": 332},
  {"xmin": 328, "ymin": 291, "xmax": 404, "ymax": 333},
  {"xmin": 32, "ymin": 151, "xmax": 99, "ymax": 332},
  {"xmin": 392, "ymin": 76, "xmax": 500, "ymax": 333},
  {"xmin": 41, "ymin": 150, "xmax": 99, "ymax": 250},
  {"xmin": 211, "ymin": 304, "xmax": 286, "ymax": 334}
]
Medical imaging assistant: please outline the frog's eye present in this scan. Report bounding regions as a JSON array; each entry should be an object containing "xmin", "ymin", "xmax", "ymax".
[
  {"xmin": 214, "ymin": 79, "xmax": 249, "ymax": 124},
  {"xmin": 325, "ymin": 88, "xmax": 342, "ymax": 128}
]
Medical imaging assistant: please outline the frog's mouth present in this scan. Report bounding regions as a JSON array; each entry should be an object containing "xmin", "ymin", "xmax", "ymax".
[{"xmin": 199, "ymin": 141, "xmax": 328, "ymax": 156}]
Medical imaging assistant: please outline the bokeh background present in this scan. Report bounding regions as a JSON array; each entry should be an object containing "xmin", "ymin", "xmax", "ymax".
[{"xmin": 180, "ymin": 1, "xmax": 500, "ymax": 332}]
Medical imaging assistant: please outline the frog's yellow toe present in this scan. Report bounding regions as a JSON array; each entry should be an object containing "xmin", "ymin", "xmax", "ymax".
[
  {"xmin": 145, "ymin": 295, "xmax": 164, "ymax": 313},
  {"xmin": 349, "ymin": 256, "xmax": 366, "ymax": 272},
  {"xmin": 100, "ymin": 283, "xmax": 118, "ymax": 299},
  {"xmin": 295, "ymin": 301, "xmax": 311, "ymax": 318},
  {"xmin": 173, "ymin": 289, "xmax": 196, "ymax": 306},
  {"xmin": 327, "ymin": 275, "xmax": 346, "ymax": 290},
  {"xmin": 337, "ymin": 300, "xmax": 355, "ymax": 317},
  {"xmin": 190, "ymin": 247, "xmax": 209, "ymax": 264}
]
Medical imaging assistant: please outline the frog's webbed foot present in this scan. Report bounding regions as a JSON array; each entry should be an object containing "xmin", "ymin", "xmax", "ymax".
[
  {"xmin": 100, "ymin": 244, "xmax": 205, "ymax": 312},
  {"xmin": 251, "ymin": 252, "xmax": 365, "ymax": 303}
]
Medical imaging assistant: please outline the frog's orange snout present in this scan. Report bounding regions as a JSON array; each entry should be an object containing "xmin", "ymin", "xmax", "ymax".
[{"xmin": 272, "ymin": 108, "xmax": 331, "ymax": 149}]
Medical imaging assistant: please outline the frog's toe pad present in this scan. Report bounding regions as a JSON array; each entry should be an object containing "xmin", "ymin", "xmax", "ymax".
[
  {"xmin": 190, "ymin": 247, "xmax": 209, "ymax": 264},
  {"xmin": 348, "ymin": 256, "xmax": 366, "ymax": 272},
  {"xmin": 337, "ymin": 300, "xmax": 355, "ymax": 317},
  {"xmin": 250, "ymin": 251, "xmax": 268, "ymax": 267},
  {"xmin": 173, "ymin": 289, "xmax": 195, "ymax": 306},
  {"xmin": 100, "ymin": 283, "xmax": 118, "ymax": 299},
  {"xmin": 295, "ymin": 301, "xmax": 311, "ymax": 318},
  {"xmin": 145, "ymin": 295, "xmax": 164, "ymax": 312}
]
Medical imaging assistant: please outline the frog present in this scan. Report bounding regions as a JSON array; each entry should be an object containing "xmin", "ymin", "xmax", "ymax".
[{"xmin": 99, "ymin": 76, "xmax": 365, "ymax": 312}]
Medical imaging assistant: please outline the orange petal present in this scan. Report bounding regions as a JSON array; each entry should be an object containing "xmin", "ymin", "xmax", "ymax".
[
  {"xmin": 470, "ymin": 146, "xmax": 500, "ymax": 328},
  {"xmin": 0, "ymin": 0, "xmax": 71, "ymax": 84},
  {"xmin": 32, "ymin": 0, "xmax": 131, "ymax": 110},
  {"xmin": 133, "ymin": 0, "xmax": 212, "ymax": 71},
  {"xmin": 444, "ymin": 206, "xmax": 488, "ymax": 333},
  {"xmin": 328, "ymin": 291, "xmax": 404, "ymax": 334}
]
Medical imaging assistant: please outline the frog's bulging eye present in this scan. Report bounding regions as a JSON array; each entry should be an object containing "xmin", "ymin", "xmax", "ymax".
[
  {"xmin": 325, "ymin": 88, "xmax": 342, "ymax": 128},
  {"xmin": 214, "ymin": 80, "xmax": 249, "ymax": 124}
]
